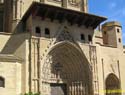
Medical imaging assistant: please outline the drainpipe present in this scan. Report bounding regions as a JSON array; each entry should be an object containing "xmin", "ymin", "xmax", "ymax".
[{"xmin": 37, "ymin": 38, "xmax": 40, "ymax": 93}]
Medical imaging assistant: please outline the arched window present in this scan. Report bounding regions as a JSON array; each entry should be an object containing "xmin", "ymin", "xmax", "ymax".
[
  {"xmin": 88, "ymin": 35, "xmax": 92, "ymax": 42},
  {"xmin": 35, "ymin": 27, "xmax": 41, "ymax": 34},
  {"xmin": 0, "ymin": 77, "xmax": 5, "ymax": 87}
]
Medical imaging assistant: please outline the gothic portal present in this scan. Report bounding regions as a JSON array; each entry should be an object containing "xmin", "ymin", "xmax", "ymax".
[{"xmin": 41, "ymin": 41, "xmax": 92, "ymax": 95}]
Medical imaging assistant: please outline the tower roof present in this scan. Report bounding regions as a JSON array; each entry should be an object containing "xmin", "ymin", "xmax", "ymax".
[
  {"xmin": 102, "ymin": 21, "xmax": 122, "ymax": 28},
  {"xmin": 22, "ymin": 2, "xmax": 107, "ymax": 29}
]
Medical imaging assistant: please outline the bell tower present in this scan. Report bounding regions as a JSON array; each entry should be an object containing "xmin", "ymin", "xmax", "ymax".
[{"xmin": 102, "ymin": 21, "xmax": 123, "ymax": 49}]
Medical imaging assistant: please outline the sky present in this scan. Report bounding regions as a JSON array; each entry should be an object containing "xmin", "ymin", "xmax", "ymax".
[{"xmin": 88, "ymin": 0, "xmax": 125, "ymax": 44}]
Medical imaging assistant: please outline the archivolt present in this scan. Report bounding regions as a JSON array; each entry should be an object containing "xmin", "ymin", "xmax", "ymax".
[
  {"xmin": 42, "ymin": 41, "xmax": 93, "ymax": 94},
  {"xmin": 42, "ymin": 41, "xmax": 91, "ymax": 73}
]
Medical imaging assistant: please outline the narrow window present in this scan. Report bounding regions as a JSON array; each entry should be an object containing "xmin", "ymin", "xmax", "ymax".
[
  {"xmin": 0, "ymin": 77, "xmax": 5, "ymax": 87},
  {"xmin": 35, "ymin": 27, "xmax": 41, "ymax": 34},
  {"xmin": 118, "ymin": 38, "xmax": 121, "ymax": 43},
  {"xmin": 81, "ymin": 34, "xmax": 85, "ymax": 40},
  {"xmin": 45, "ymin": 28, "xmax": 50, "ymax": 35},
  {"xmin": 117, "ymin": 28, "xmax": 120, "ymax": 33},
  {"xmin": 88, "ymin": 35, "xmax": 92, "ymax": 42}
]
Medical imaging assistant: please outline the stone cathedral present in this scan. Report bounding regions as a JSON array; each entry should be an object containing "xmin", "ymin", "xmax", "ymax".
[{"xmin": 0, "ymin": 0, "xmax": 125, "ymax": 95}]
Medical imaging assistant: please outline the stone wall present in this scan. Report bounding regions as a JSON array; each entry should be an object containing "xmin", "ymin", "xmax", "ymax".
[{"xmin": 0, "ymin": 62, "xmax": 22, "ymax": 95}]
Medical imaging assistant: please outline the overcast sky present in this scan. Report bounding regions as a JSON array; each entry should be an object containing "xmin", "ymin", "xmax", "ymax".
[{"xmin": 89, "ymin": 0, "xmax": 125, "ymax": 44}]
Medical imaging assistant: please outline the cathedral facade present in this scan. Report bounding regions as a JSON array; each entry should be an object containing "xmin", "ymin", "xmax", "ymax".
[{"xmin": 0, "ymin": 0, "xmax": 125, "ymax": 95}]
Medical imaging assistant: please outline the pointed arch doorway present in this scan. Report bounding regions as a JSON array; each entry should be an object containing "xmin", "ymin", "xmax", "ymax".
[
  {"xmin": 41, "ymin": 41, "xmax": 93, "ymax": 95},
  {"xmin": 105, "ymin": 73, "xmax": 121, "ymax": 95}
]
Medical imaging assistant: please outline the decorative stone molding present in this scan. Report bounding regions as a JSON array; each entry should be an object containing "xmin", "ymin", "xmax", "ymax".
[
  {"xmin": 0, "ymin": 54, "xmax": 23, "ymax": 62},
  {"xmin": 55, "ymin": 26, "xmax": 75, "ymax": 43}
]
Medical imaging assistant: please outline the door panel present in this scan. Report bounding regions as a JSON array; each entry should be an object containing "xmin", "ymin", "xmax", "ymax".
[{"xmin": 50, "ymin": 84, "xmax": 67, "ymax": 95}]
